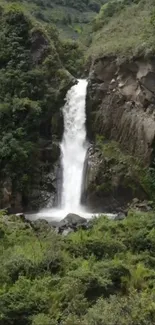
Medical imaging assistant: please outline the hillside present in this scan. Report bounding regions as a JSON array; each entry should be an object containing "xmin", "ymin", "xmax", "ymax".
[
  {"xmin": 0, "ymin": 4, "xmax": 78, "ymax": 212},
  {"xmin": 87, "ymin": 0, "xmax": 155, "ymax": 59},
  {"xmin": 0, "ymin": 0, "xmax": 109, "ymax": 39}
]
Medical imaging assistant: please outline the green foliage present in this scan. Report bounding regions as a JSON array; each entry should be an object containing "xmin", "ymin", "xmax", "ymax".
[
  {"xmin": 96, "ymin": 138, "xmax": 155, "ymax": 200},
  {"xmin": 81, "ymin": 292, "xmax": 155, "ymax": 325},
  {"xmin": 59, "ymin": 39, "xmax": 85, "ymax": 75},
  {"xmin": 88, "ymin": 0, "xmax": 155, "ymax": 58},
  {"xmin": 1, "ymin": 211, "xmax": 155, "ymax": 324},
  {"xmin": 2, "ymin": 0, "xmax": 107, "ymax": 39},
  {"xmin": 0, "ymin": 5, "xmax": 76, "ymax": 205},
  {"xmin": 93, "ymin": 0, "xmax": 141, "ymax": 31},
  {"xmin": 32, "ymin": 314, "xmax": 56, "ymax": 325}
]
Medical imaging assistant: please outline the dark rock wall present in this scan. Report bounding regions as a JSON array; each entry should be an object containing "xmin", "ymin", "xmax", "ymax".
[
  {"xmin": 87, "ymin": 56, "xmax": 155, "ymax": 165},
  {"xmin": 85, "ymin": 56, "xmax": 155, "ymax": 212}
]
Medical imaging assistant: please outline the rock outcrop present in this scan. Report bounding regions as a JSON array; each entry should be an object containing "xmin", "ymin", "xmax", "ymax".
[
  {"xmin": 87, "ymin": 56, "xmax": 155, "ymax": 165},
  {"xmin": 83, "ymin": 144, "xmax": 147, "ymax": 212},
  {"xmin": 85, "ymin": 56, "xmax": 155, "ymax": 211}
]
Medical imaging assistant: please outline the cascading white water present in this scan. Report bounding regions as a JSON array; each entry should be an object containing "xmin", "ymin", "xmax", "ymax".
[
  {"xmin": 60, "ymin": 79, "xmax": 88, "ymax": 212},
  {"xmin": 29, "ymin": 79, "xmax": 89, "ymax": 220},
  {"xmin": 27, "ymin": 79, "xmax": 116, "ymax": 221}
]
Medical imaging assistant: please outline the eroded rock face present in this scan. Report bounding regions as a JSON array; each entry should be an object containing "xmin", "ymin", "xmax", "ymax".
[
  {"xmin": 0, "ymin": 178, "xmax": 23, "ymax": 213},
  {"xmin": 83, "ymin": 145, "xmax": 146, "ymax": 213},
  {"xmin": 30, "ymin": 28, "xmax": 50, "ymax": 64},
  {"xmin": 87, "ymin": 56, "xmax": 155, "ymax": 165},
  {"xmin": 84, "ymin": 56, "xmax": 155, "ymax": 211}
]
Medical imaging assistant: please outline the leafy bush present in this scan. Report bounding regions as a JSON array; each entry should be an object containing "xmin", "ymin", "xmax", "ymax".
[{"xmin": 0, "ymin": 211, "xmax": 155, "ymax": 323}]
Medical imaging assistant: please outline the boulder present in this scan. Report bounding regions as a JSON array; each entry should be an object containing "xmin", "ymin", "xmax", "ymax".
[
  {"xmin": 59, "ymin": 213, "xmax": 87, "ymax": 228},
  {"xmin": 15, "ymin": 213, "xmax": 26, "ymax": 222},
  {"xmin": 128, "ymin": 199, "xmax": 153, "ymax": 212},
  {"xmin": 62, "ymin": 227, "xmax": 74, "ymax": 236},
  {"xmin": 113, "ymin": 212, "xmax": 126, "ymax": 221},
  {"xmin": 55, "ymin": 213, "xmax": 87, "ymax": 234}
]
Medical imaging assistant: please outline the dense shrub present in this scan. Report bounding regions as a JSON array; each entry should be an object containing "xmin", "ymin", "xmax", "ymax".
[
  {"xmin": 0, "ymin": 5, "xmax": 73, "ymax": 206},
  {"xmin": 1, "ymin": 211, "xmax": 155, "ymax": 324}
]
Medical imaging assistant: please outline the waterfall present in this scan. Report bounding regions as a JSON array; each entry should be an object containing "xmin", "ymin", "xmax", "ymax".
[
  {"xmin": 60, "ymin": 79, "xmax": 88, "ymax": 212},
  {"xmin": 29, "ymin": 79, "xmax": 89, "ymax": 221},
  {"xmin": 27, "ymin": 78, "xmax": 116, "ymax": 221}
]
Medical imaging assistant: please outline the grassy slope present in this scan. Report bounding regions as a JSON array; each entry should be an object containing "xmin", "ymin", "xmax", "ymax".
[
  {"xmin": 0, "ymin": 0, "xmax": 107, "ymax": 39},
  {"xmin": 87, "ymin": 0, "xmax": 155, "ymax": 59}
]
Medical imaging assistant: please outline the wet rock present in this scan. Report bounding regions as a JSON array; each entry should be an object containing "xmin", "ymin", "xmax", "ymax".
[
  {"xmin": 113, "ymin": 212, "xmax": 126, "ymax": 221},
  {"xmin": 40, "ymin": 140, "xmax": 60, "ymax": 164},
  {"xmin": 132, "ymin": 198, "xmax": 139, "ymax": 205},
  {"xmin": 82, "ymin": 144, "xmax": 146, "ymax": 213},
  {"xmin": 27, "ymin": 189, "xmax": 54, "ymax": 211},
  {"xmin": 0, "ymin": 178, "xmax": 23, "ymax": 213},
  {"xmin": 128, "ymin": 199, "xmax": 153, "ymax": 212},
  {"xmin": 15, "ymin": 213, "xmax": 26, "ymax": 222},
  {"xmin": 30, "ymin": 28, "xmax": 50, "ymax": 64},
  {"xmin": 11, "ymin": 192, "xmax": 23, "ymax": 214},
  {"xmin": 55, "ymin": 213, "xmax": 87, "ymax": 234},
  {"xmin": 49, "ymin": 220, "xmax": 61, "ymax": 228},
  {"xmin": 59, "ymin": 213, "xmax": 87, "ymax": 228},
  {"xmin": 62, "ymin": 227, "xmax": 74, "ymax": 236}
]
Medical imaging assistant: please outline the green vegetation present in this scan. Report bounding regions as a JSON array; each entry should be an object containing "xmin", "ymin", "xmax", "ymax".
[
  {"xmin": 96, "ymin": 137, "xmax": 155, "ymax": 200},
  {"xmin": 1, "ymin": 210, "xmax": 155, "ymax": 324},
  {"xmin": 0, "ymin": 1, "xmax": 155, "ymax": 324},
  {"xmin": 0, "ymin": 4, "xmax": 75, "ymax": 208},
  {"xmin": 0, "ymin": 0, "xmax": 108, "ymax": 39},
  {"xmin": 87, "ymin": 0, "xmax": 155, "ymax": 58}
]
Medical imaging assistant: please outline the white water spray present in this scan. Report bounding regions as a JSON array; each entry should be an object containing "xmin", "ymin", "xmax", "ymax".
[
  {"xmin": 60, "ymin": 79, "xmax": 88, "ymax": 212},
  {"xmin": 27, "ymin": 79, "xmax": 116, "ymax": 221},
  {"xmin": 30, "ymin": 79, "xmax": 89, "ymax": 220}
]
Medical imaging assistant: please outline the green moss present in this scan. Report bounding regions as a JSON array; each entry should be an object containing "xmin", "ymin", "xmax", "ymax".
[{"xmin": 96, "ymin": 182, "xmax": 112, "ymax": 194}]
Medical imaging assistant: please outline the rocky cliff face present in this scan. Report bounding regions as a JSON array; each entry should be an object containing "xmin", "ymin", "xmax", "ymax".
[
  {"xmin": 85, "ymin": 56, "xmax": 155, "ymax": 211},
  {"xmin": 87, "ymin": 56, "xmax": 155, "ymax": 165}
]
